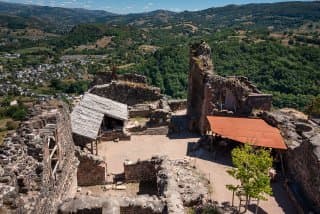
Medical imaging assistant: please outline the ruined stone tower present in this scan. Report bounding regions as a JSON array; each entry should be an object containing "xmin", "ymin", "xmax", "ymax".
[
  {"xmin": 187, "ymin": 41, "xmax": 214, "ymax": 134},
  {"xmin": 187, "ymin": 41, "xmax": 272, "ymax": 134}
]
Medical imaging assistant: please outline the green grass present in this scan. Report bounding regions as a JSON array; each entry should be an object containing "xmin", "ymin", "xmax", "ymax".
[{"xmin": 17, "ymin": 46, "xmax": 52, "ymax": 55}]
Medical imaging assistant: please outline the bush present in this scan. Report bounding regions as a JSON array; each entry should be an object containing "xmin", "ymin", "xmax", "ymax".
[{"xmin": 6, "ymin": 105, "xmax": 28, "ymax": 121}]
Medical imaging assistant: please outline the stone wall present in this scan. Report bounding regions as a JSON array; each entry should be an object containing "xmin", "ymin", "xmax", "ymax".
[
  {"xmin": 124, "ymin": 157, "xmax": 162, "ymax": 182},
  {"xmin": 157, "ymin": 158, "xmax": 209, "ymax": 211},
  {"xmin": 130, "ymin": 126, "xmax": 169, "ymax": 136},
  {"xmin": 0, "ymin": 101, "xmax": 78, "ymax": 214},
  {"xmin": 168, "ymin": 99, "xmax": 187, "ymax": 112},
  {"xmin": 187, "ymin": 41, "xmax": 272, "ymax": 134},
  {"xmin": 58, "ymin": 195, "xmax": 165, "ymax": 214},
  {"xmin": 89, "ymin": 81, "xmax": 162, "ymax": 106},
  {"xmin": 90, "ymin": 72, "xmax": 147, "ymax": 87},
  {"xmin": 59, "ymin": 156, "xmax": 209, "ymax": 214},
  {"xmin": 261, "ymin": 110, "xmax": 320, "ymax": 212},
  {"xmin": 76, "ymin": 149, "xmax": 107, "ymax": 186}
]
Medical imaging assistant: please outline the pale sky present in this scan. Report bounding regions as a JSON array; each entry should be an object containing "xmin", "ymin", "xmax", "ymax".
[{"xmin": 2, "ymin": 0, "xmax": 312, "ymax": 14}]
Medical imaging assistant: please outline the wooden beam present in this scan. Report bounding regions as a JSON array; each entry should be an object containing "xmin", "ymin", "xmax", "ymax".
[
  {"xmin": 96, "ymin": 140, "xmax": 98, "ymax": 155},
  {"xmin": 49, "ymin": 145, "xmax": 58, "ymax": 159},
  {"xmin": 91, "ymin": 141, "xmax": 94, "ymax": 154},
  {"xmin": 52, "ymin": 161, "xmax": 60, "ymax": 177}
]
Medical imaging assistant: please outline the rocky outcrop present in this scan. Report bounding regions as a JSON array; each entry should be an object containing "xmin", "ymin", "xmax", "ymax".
[
  {"xmin": 0, "ymin": 101, "xmax": 78, "ymax": 214},
  {"xmin": 261, "ymin": 109, "xmax": 320, "ymax": 212}
]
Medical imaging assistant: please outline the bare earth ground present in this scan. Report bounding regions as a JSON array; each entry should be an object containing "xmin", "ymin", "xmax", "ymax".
[{"xmin": 98, "ymin": 132, "xmax": 295, "ymax": 214}]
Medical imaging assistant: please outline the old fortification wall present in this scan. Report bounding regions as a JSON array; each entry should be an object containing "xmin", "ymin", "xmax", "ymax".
[
  {"xmin": 123, "ymin": 157, "xmax": 162, "ymax": 182},
  {"xmin": 187, "ymin": 41, "xmax": 272, "ymax": 134},
  {"xmin": 76, "ymin": 149, "xmax": 107, "ymax": 186},
  {"xmin": 91, "ymin": 72, "xmax": 148, "ymax": 86},
  {"xmin": 89, "ymin": 81, "xmax": 162, "ymax": 106},
  {"xmin": 261, "ymin": 110, "xmax": 320, "ymax": 212},
  {"xmin": 0, "ymin": 101, "xmax": 78, "ymax": 214}
]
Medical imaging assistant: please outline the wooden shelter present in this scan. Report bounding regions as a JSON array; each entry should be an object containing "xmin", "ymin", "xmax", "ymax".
[
  {"xmin": 71, "ymin": 93, "xmax": 128, "ymax": 154},
  {"xmin": 206, "ymin": 115, "xmax": 287, "ymax": 177},
  {"xmin": 206, "ymin": 116, "xmax": 287, "ymax": 150}
]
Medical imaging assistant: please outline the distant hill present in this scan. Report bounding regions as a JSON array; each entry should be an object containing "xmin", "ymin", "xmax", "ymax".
[
  {"xmin": 0, "ymin": 1, "xmax": 115, "ymax": 32},
  {"xmin": 107, "ymin": 1, "xmax": 320, "ymax": 30},
  {"xmin": 1, "ymin": 1, "xmax": 320, "ymax": 32}
]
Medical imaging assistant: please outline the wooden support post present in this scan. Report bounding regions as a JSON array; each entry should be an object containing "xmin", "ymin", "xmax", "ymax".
[
  {"xmin": 49, "ymin": 145, "xmax": 58, "ymax": 159},
  {"xmin": 52, "ymin": 161, "xmax": 60, "ymax": 179},
  {"xmin": 96, "ymin": 139, "xmax": 98, "ymax": 155},
  {"xmin": 91, "ymin": 141, "xmax": 94, "ymax": 155}
]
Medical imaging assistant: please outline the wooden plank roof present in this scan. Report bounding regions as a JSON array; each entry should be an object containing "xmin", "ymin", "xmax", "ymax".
[
  {"xmin": 71, "ymin": 93, "xmax": 128, "ymax": 140},
  {"xmin": 71, "ymin": 105, "xmax": 104, "ymax": 140},
  {"xmin": 80, "ymin": 93, "xmax": 128, "ymax": 121}
]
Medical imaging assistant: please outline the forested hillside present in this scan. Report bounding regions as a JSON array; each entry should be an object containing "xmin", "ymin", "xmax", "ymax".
[{"xmin": 0, "ymin": 1, "xmax": 319, "ymax": 111}]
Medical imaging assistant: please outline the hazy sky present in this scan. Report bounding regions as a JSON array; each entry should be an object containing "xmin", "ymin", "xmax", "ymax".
[{"xmin": 3, "ymin": 0, "xmax": 311, "ymax": 14}]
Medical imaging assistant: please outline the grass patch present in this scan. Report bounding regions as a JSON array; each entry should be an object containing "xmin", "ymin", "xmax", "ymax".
[{"xmin": 17, "ymin": 47, "xmax": 52, "ymax": 55}]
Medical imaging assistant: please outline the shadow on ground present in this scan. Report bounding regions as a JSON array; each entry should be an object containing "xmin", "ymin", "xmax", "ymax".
[{"xmin": 186, "ymin": 142, "xmax": 233, "ymax": 167}]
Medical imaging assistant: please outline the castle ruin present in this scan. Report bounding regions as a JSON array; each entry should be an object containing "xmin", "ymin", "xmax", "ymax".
[{"xmin": 187, "ymin": 41, "xmax": 272, "ymax": 134}]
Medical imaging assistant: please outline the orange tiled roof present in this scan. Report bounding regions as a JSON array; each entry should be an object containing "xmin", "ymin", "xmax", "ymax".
[{"xmin": 207, "ymin": 116, "xmax": 287, "ymax": 150}]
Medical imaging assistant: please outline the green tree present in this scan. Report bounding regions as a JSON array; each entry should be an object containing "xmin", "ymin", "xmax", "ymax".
[{"xmin": 226, "ymin": 145, "xmax": 273, "ymax": 213}]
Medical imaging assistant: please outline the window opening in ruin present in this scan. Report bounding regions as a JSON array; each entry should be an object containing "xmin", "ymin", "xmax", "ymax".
[{"xmin": 48, "ymin": 136, "xmax": 59, "ymax": 180}]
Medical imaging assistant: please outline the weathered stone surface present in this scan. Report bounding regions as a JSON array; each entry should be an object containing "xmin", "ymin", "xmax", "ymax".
[
  {"xmin": 76, "ymin": 148, "xmax": 107, "ymax": 186},
  {"xmin": 261, "ymin": 109, "xmax": 320, "ymax": 211},
  {"xmin": 91, "ymin": 72, "xmax": 148, "ymax": 86},
  {"xmin": 168, "ymin": 99, "xmax": 187, "ymax": 112},
  {"xmin": 90, "ymin": 81, "xmax": 162, "ymax": 106},
  {"xmin": 0, "ymin": 101, "xmax": 79, "ymax": 214},
  {"xmin": 124, "ymin": 157, "xmax": 162, "ymax": 183},
  {"xmin": 158, "ymin": 158, "xmax": 209, "ymax": 209},
  {"xmin": 58, "ymin": 195, "xmax": 165, "ymax": 214}
]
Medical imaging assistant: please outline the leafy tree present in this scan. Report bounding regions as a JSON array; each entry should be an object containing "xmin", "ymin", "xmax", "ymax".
[{"xmin": 226, "ymin": 145, "xmax": 273, "ymax": 213}]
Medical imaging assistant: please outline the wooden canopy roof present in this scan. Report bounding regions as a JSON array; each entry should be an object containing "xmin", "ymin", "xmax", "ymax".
[{"xmin": 207, "ymin": 116, "xmax": 287, "ymax": 150}]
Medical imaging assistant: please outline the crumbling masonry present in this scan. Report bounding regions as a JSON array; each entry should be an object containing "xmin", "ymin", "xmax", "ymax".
[
  {"xmin": 0, "ymin": 101, "xmax": 79, "ymax": 213},
  {"xmin": 187, "ymin": 41, "xmax": 272, "ymax": 134}
]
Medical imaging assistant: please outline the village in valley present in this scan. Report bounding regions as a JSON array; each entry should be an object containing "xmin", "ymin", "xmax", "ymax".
[{"xmin": 0, "ymin": 41, "xmax": 319, "ymax": 214}]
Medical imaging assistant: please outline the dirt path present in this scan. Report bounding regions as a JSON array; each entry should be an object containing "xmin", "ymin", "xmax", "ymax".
[{"xmin": 98, "ymin": 134, "xmax": 295, "ymax": 214}]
